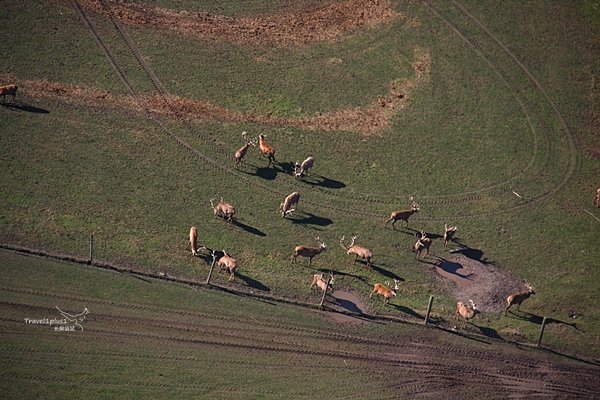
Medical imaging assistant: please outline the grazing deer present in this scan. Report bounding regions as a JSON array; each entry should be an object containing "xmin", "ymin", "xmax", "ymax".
[
  {"xmin": 292, "ymin": 237, "xmax": 326, "ymax": 266},
  {"xmin": 258, "ymin": 134, "xmax": 276, "ymax": 167},
  {"xmin": 210, "ymin": 198, "xmax": 236, "ymax": 223},
  {"xmin": 189, "ymin": 226, "xmax": 199, "ymax": 256},
  {"xmin": 443, "ymin": 224, "xmax": 458, "ymax": 249},
  {"xmin": 0, "ymin": 84, "xmax": 18, "ymax": 103},
  {"xmin": 505, "ymin": 282, "xmax": 535, "ymax": 316},
  {"xmin": 454, "ymin": 300, "xmax": 478, "ymax": 329},
  {"xmin": 384, "ymin": 201, "xmax": 420, "ymax": 229},
  {"xmin": 310, "ymin": 272, "xmax": 334, "ymax": 292},
  {"xmin": 594, "ymin": 188, "xmax": 600, "ymax": 207},
  {"xmin": 234, "ymin": 131, "xmax": 256, "ymax": 169},
  {"xmin": 370, "ymin": 279, "xmax": 400, "ymax": 306},
  {"xmin": 414, "ymin": 231, "xmax": 432, "ymax": 259},
  {"xmin": 218, "ymin": 250, "xmax": 237, "ymax": 281},
  {"xmin": 339, "ymin": 235, "xmax": 373, "ymax": 270},
  {"xmin": 280, "ymin": 191, "xmax": 300, "ymax": 218},
  {"xmin": 294, "ymin": 157, "xmax": 315, "ymax": 179}
]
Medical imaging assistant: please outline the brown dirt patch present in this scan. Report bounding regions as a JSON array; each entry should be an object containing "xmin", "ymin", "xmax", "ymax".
[{"xmin": 78, "ymin": 0, "xmax": 406, "ymax": 47}]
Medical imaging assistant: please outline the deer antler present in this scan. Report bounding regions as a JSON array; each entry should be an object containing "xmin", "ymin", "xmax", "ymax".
[
  {"xmin": 349, "ymin": 235, "xmax": 356, "ymax": 248},
  {"xmin": 209, "ymin": 198, "xmax": 216, "ymax": 208}
]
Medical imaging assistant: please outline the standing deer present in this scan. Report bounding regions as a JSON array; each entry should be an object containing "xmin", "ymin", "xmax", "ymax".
[
  {"xmin": 443, "ymin": 224, "xmax": 458, "ymax": 249},
  {"xmin": 594, "ymin": 188, "xmax": 600, "ymax": 207},
  {"xmin": 280, "ymin": 192, "xmax": 300, "ymax": 218},
  {"xmin": 414, "ymin": 231, "xmax": 432, "ymax": 259},
  {"xmin": 339, "ymin": 235, "xmax": 373, "ymax": 270},
  {"xmin": 454, "ymin": 300, "xmax": 479, "ymax": 329},
  {"xmin": 217, "ymin": 250, "xmax": 237, "ymax": 281},
  {"xmin": 292, "ymin": 237, "xmax": 326, "ymax": 266},
  {"xmin": 0, "ymin": 84, "xmax": 18, "ymax": 103},
  {"xmin": 234, "ymin": 131, "xmax": 256, "ymax": 169},
  {"xmin": 258, "ymin": 133, "xmax": 276, "ymax": 167},
  {"xmin": 189, "ymin": 226, "xmax": 199, "ymax": 256},
  {"xmin": 310, "ymin": 272, "xmax": 334, "ymax": 292},
  {"xmin": 384, "ymin": 202, "xmax": 420, "ymax": 229},
  {"xmin": 210, "ymin": 198, "xmax": 236, "ymax": 223},
  {"xmin": 294, "ymin": 157, "xmax": 315, "ymax": 179},
  {"xmin": 370, "ymin": 279, "xmax": 400, "ymax": 306},
  {"xmin": 505, "ymin": 282, "xmax": 535, "ymax": 316}
]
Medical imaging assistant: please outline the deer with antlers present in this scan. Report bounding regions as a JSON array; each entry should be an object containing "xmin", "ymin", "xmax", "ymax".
[
  {"xmin": 340, "ymin": 235, "xmax": 373, "ymax": 270},
  {"xmin": 258, "ymin": 133, "xmax": 276, "ymax": 167},
  {"xmin": 370, "ymin": 279, "xmax": 400, "ymax": 306},
  {"xmin": 505, "ymin": 282, "xmax": 535, "ymax": 316},
  {"xmin": 217, "ymin": 250, "xmax": 237, "ymax": 281},
  {"xmin": 294, "ymin": 157, "xmax": 315, "ymax": 179},
  {"xmin": 234, "ymin": 131, "xmax": 256, "ymax": 169},
  {"xmin": 310, "ymin": 272, "xmax": 334, "ymax": 293},
  {"xmin": 443, "ymin": 224, "xmax": 458, "ymax": 250},
  {"xmin": 210, "ymin": 198, "xmax": 236, "ymax": 223},
  {"xmin": 594, "ymin": 188, "xmax": 600, "ymax": 207},
  {"xmin": 292, "ymin": 237, "xmax": 326, "ymax": 266},
  {"xmin": 384, "ymin": 201, "xmax": 420, "ymax": 229},
  {"xmin": 455, "ymin": 300, "xmax": 479, "ymax": 329},
  {"xmin": 414, "ymin": 231, "xmax": 432, "ymax": 259},
  {"xmin": 280, "ymin": 191, "xmax": 300, "ymax": 218}
]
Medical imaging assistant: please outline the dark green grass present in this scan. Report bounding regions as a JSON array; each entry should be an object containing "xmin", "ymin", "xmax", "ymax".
[{"xmin": 1, "ymin": 0, "xmax": 599, "ymax": 363}]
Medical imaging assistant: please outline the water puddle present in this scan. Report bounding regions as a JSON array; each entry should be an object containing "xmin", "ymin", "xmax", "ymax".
[{"xmin": 436, "ymin": 261, "xmax": 473, "ymax": 288}]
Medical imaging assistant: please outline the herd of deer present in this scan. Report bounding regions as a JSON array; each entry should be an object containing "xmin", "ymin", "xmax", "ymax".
[{"xmin": 188, "ymin": 131, "xmax": 598, "ymax": 329}]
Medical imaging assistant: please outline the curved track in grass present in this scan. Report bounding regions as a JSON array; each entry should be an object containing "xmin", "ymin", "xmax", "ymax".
[{"xmin": 69, "ymin": 0, "xmax": 579, "ymax": 221}]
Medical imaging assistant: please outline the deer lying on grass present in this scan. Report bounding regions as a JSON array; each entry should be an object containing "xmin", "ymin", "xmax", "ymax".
[
  {"xmin": 454, "ymin": 300, "xmax": 478, "ymax": 329},
  {"xmin": 234, "ymin": 131, "xmax": 256, "ymax": 169},
  {"xmin": 414, "ymin": 231, "xmax": 432, "ymax": 259},
  {"xmin": 339, "ymin": 235, "xmax": 373, "ymax": 270},
  {"xmin": 218, "ymin": 250, "xmax": 237, "ymax": 281},
  {"xmin": 384, "ymin": 201, "xmax": 419, "ymax": 229},
  {"xmin": 281, "ymin": 192, "xmax": 300, "ymax": 218},
  {"xmin": 505, "ymin": 282, "xmax": 535, "ymax": 316},
  {"xmin": 0, "ymin": 84, "xmax": 18, "ymax": 103},
  {"xmin": 443, "ymin": 224, "xmax": 458, "ymax": 249},
  {"xmin": 294, "ymin": 157, "xmax": 315, "ymax": 179},
  {"xmin": 594, "ymin": 188, "xmax": 600, "ymax": 207},
  {"xmin": 310, "ymin": 272, "xmax": 334, "ymax": 292},
  {"xmin": 258, "ymin": 134, "xmax": 276, "ymax": 167},
  {"xmin": 370, "ymin": 279, "xmax": 400, "ymax": 306},
  {"xmin": 292, "ymin": 237, "xmax": 326, "ymax": 266},
  {"xmin": 210, "ymin": 198, "xmax": 236, "ymax": 223}
]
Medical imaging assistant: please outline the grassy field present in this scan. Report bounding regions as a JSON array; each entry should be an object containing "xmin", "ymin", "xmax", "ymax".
[{"xmin": 1, "ymin": 0, "xmax": 600, "ymax": 394}]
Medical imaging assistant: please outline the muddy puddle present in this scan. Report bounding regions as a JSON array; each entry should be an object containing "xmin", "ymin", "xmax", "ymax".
[{"xmin": 326, "ymin": 289, "xmax": 372, "ymax": 323}]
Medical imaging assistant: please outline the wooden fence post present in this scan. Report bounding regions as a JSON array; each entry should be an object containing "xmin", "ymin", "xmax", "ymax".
[
  {"xmin": 424, "ymin": 295, "xmax": 434, "ymax": 324},
  {"xmin": 89, "ymin": 235, "xmax": 93, "ymax": 264},
  {"xmin": 206, "ymin": 251, "xmax": 217, "ymax": 284},
  {"xmin": 319, "ymin": 276, "xmax": 332, "ymax": 308},
  {"xmin": 537, "ymin": 317, "xmax": 547, "ymax": 347}
]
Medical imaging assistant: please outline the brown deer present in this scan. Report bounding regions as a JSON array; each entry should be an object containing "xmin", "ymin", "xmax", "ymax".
[
  {"xmin": 454, "ymin": 300, "xmax": 478, "ymax": 329},
  {"xmin": 339, "ymin": 235, "xmax": 373, "ymax": 270},
  {"xmin": 414, "ymin": 231, "xmax": 432, "ymax": 259},
  {"xmin": 370, "ymin": 279, "xmax": 400, "ymax": 306},
  {"xmin": 294, "ymin": 157, "xmax": 315, "ymax": 179},
  {"xmin": 217, "ymin": 250, "xmax": 237, "ymax": 281},
  {"xmin": 310, "ymin": 272, "xmax": 334, "ymax": 292},
  {"xmin": 234, "ymin": 131, "xmax": 256, "ymax": 169},
  {"xmin": 443, "ymin": 223, "xmax": 458, "ymax": 249},
  {"xmin": 594, "ymin": 188, "xmax": 600, "ymax": 207},
  {"xmin": 189, "ymin": 226, "xmax": 199, "ymax": 256},
  {"xmin": 280, "ymin": 192, "xmax": 300, "ymax": 218},
  {"xmin": 210, "ymin": 198, "xmax": 236, "ymax": 223},
  {"xmin": 384, "ymin": 201, "xmax": 419, "ymax": 229},
  {"xmin": 0, "ymin": 84, "xmax": 18, "ymax": 103},
  {"xmin": 505, "ymin": 282, "xmax": 535, "ymax": 316},
  {"xmin": 292, "ymin": 237, "xmax": 326, "ymax": 266},
  {"xmin": 258, "ymin": 133, "xmax": 276, "ymax": 167}
]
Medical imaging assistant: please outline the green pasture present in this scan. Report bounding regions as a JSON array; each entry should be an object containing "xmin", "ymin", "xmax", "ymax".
[{"xmin": 1, "ymin": 0, "xmax": 599, "ymax": 374}]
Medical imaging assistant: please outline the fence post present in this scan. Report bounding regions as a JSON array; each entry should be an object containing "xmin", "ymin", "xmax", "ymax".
[
  {"xmin": 424, "ymin": 295, "xmax": 434, "ymax": 324},
  {"xmin": 537, "ymin": 317, "xmax": 547, "ymax": 347},
  {"xmin": 89, "ymin": 235, "xmax": 93, "ymax": 264},
  {"xmin": 319, "ymin": 276, "xmax": 331, "ymax": 308},
  {"xmin": 206, "ymin": 251, "xmax": 217, "ymax": 284}
]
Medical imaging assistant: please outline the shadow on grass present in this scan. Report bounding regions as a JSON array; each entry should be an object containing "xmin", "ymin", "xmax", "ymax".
[
  {"xmin": 233, "ymin": 220, "xmax": 266, "ymax": 237},
  {"xmin": 1, "ymin": 102, "xmax": 49, "ymax": 113},
  {"xmin": 302, "ymin": 175, "xmax": 346, "ymax": 189},
  {"xmin": 506, "ymin": 311, "xmax": 579, "ymax": 331},
  {"xmin": 237, "ymin": 273, "xmax": 270, "ymax": 292},
  {"xmin": 312, "ymin": 267, "xmax": 370, "ymax": 285},
  {"xmin": 290, "ymin": 212, "xmax": 333, "ymax": 227},
  {"xmin": 387, "ymin": 303, "xmax": 424, "ymax": 320},
  {"xmin": 371, "ymin": 264, "xmax": 404, "ymax": 282}
]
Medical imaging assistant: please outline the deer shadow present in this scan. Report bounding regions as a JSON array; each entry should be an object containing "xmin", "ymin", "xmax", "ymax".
[
  {"xmin": 254, "ymin": 166, "xmax": 278, "ymax": 180},
  {"xmin": 303, "ymin": 175, "xmax": 346, "ymax": 189},
  {"xmin": 508, "ymin": 312, "xmax": 579, "ymax": 330},
  {"xmin": 388, "ymin": 303, "xmax": 424, "ymax": 319},
  {"xmin": 290, "ymin": 212, "xmax": 333, "ymax": 227},
  {"xmin": 1, "ymin": 102, "xmax": 49, "ymax": 113},
  {"xmin": 313, "ymin": 267, "xmax": 370, "ymax": 285},
  {"xmin": 451, "ymin": 242, "xmax": 492, "ymax": 265},
  {"xmin": 232, "ymin": 220, "xmax": 266, "ymax": 237},
  {"xmin": 236, "ymin": 273, "xmax": 270, "ymax": 292},
  {"xmin": 370, "ymin": 264, "xmax": 404, "ymax": 282},
  {"xmin": 436, "ymin": 259, "xmax": 474, "ymax": 280}
]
